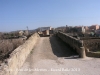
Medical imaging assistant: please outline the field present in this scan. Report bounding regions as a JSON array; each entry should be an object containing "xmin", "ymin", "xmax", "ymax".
[{"xmin": 0, "ymin": 31, "xmax": 31, "ymax": 64}]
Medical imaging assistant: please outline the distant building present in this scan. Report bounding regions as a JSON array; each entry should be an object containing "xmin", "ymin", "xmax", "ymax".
[
  {"xmin": 84, "ymin": 26, "xmax": 89, "ymax": 30},
  {"xmin": 90, "ymin": 24, "xmax": 99, "ymax": 30},
  {"xmin": 19, "ymin": 30, "xmax": 29, "ymax": 36},
  {"xmin": 37, "ymin": 26, "xmax": 52, "ymax": 36},
  {"xmin": 95, "ymin": 30, "xmax": 100, "ymax": 37},
  {"xmin": 39, "ymin": 27, "xmax": 52, "ymax": 32},
  {"xmin": 19, "ymin": 31, "xmax": 24, "ymax": 36},
  {"xmin": 95, "ymin": 30, "xmax": 100, "ymax": 34},
  {"xmin": 76, "ymin": 26, "xmax": 85, "ymax": 33},
  {"xmin": 99, "ymin": 26, "xmax": 100, "ymax": 29},
  {"xmin": 55, "ymin": 26, "xmax": 66, "ymax": 32}
]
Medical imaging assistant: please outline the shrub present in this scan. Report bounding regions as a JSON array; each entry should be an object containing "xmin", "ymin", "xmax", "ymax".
[{"xmin": 0, "ymin": 39, "xmax": 24, "ymax": 60}]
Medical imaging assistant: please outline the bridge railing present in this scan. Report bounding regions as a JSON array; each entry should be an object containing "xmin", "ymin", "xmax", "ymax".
[{"xmin": 57, "ymin": 32, "xmax": 86, "ymax": 58}]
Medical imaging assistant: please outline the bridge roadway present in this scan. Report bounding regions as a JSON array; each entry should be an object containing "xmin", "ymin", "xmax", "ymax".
[{"xmin": 17, "ymin": 36, "xmax": 100, "ymax": 75}]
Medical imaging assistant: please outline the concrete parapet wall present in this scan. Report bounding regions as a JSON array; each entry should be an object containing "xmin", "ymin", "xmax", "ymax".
[
  {"xmin": 0, "ymin": 33, "xmax": 40, "ymax": 75},
  {"xmin": 57, "ymin": 32, "xmax": 86, "ymax": 58},
  {"xmin": 86, "ymin": 49, "xmax": 100, "ymax": 57},
  {"xmin": 87, "ymin": 52, "xmax": 100, "ymax": 57}
]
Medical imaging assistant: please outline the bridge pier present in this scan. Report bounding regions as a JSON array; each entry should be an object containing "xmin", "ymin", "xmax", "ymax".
[{"xmin": 80, "ymin": 47, "xmax": 86, "ymax": 58}]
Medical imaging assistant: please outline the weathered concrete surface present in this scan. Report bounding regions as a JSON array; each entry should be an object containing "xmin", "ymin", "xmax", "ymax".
[{"xmin": 17, "ymin": 37, "xmax": 100, "ymax": 75}]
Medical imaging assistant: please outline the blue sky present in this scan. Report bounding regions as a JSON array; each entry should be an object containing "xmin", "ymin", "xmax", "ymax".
[{"xmin": 0, "ymin": 0, "xmax": 100, "ymax": 32}]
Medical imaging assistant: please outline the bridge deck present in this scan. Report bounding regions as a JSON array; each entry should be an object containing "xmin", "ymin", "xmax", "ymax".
[{"xmin": 17, "ymin": 36, "xmax": 100, "ymax": 75}]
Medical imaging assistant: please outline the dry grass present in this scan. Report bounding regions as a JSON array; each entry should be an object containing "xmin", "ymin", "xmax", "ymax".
[
  {"xmin": 0, "ymin": 32, "xmax": 31, "ymax": 63},
  {"xmin": 83, "ymin": 39, "xmax": 100, "ymax": 52},
  {"xmin": 0, "ymin": 39, "xmax": 24, "ymax": 61}
]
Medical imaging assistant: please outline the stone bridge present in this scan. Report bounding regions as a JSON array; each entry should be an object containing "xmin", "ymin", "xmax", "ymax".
[
  {"xmin": 0, "ymin": 32, "xmax": 100, "ymax": 75},
  {"xmin": 57, "ymin": 32, "xmax": 86, "ymax": 58}
]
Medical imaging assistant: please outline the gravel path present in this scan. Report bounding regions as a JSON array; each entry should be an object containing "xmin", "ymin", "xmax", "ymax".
[{"xmin": 17, "ymin": 36, "xmax": 100, "ymax": 75}]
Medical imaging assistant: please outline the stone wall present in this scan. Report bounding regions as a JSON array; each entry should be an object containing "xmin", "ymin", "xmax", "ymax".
[
  {"xmin": 86, "ymin": 50, "xmax": 100, "ymax": 57},
  {"xmin": 0, "ymin": 33, "xmax": 40, "ymax": 75},
  {"xmin": 57, "ymin": 32, "xmax": 86, "ymax": 58}
]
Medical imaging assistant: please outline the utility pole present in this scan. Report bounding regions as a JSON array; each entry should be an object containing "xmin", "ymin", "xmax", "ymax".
[
  {"xmin": 26, "ymin": 26, "xmax": 29, "ymax": 35},
  {"xmin": 27, "ymin": 26, "xmax": 28, "ymax": 31}
]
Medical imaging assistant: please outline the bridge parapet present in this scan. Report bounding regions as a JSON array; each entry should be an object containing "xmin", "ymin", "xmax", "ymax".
[
  {"xmin": 0, "ymin": 33, "xmax": 40, "ymax": 75},
  {"xmin": 57, "ymin": 32, "xmax": 86, "ymax": 58}
]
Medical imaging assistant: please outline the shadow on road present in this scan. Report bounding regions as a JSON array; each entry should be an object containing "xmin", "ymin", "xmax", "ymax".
[{"xmin": 49, "ymin": 35, "xmax": 78, "ymax": 58}]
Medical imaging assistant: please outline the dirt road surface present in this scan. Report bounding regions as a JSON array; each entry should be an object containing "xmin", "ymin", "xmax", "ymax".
[{"xmin": 17, "ymin": 36, "xmax": 100, "ymax": 75}]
